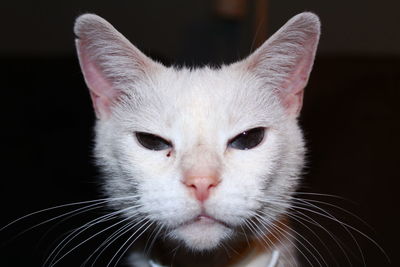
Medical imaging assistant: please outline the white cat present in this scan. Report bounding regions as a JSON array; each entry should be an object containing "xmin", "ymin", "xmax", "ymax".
[{"xmin": 74, "ymin": 12, "xmax": 320, "ymax": 267}]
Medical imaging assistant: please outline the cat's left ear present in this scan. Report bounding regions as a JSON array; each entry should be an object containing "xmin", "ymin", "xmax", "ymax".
[
  {"xmin": 242, "ymin": 12, "xmax": 320, "ymax": 117},
  {"xmin": 74, "ymin": 14, "xmax": 162, "ymax": 119}
]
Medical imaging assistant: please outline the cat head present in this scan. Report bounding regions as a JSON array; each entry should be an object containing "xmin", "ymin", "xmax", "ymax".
[{"xmin": 74, "ymin": 12, "xmax": 320, "ymax": 251}]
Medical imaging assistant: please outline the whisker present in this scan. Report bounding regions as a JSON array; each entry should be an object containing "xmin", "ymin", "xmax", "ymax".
[
  {"xmin": 292, "ymin": 201, "xmax": 366, "ymax": 265},
  {"xmin": 293, "ymin": 197, "xmax": 373, "ymax": 231},
  {"xmin": 294, "ymin": 192, "xmax": 352, "ymax": 202},
  {"xmin": 4, "ymin": 201, "xmax": 108, "ymax": 244},
  {"xmin": 170, "ymin": 243, "xmax": 181, "ymax": 267},
  {"xmin": 109, "ymin": 219, "xmax": 154, "ymax": 267},
  {"xmin": 1, "ymin": 195, "xmax": 140, "ymax": 232},
  {"xmin": 88, "ymin": 218, "xmax": 143, "ymax": 267},
  {"xmin": 257, "ymin": 196, "xmax": 354, "ymax": 266},
  {"xmin": 277, "ymin": 215, "xmax": 327, "ymax": 266},
  {"xmin": 284, "ymin": 210, "xmax": 340, "ymax": 266},
  {"xmin": 253, "ymin": 212, "xmax": 317, "ymax": 267},
  {"xmin": 239, "ymin": 222, "xmax": 250, "ymax": 248},
  {"xmin": 244, "ymin": 218, "xmax": 273, "ymax": 248},
  {"xmin": 224, "ymin": 241, "xmax": 240, "ymax": 257},
  {"xmin": 220, "ymin": 242, "xmax": 233, "ymax": 259},
  {"xmin": 46, "ymin": 205, "xmax": 141, "ymax": 267},
  {"xmin": 44, "ymin": 205, "xmax": 117, "ymax": 266},
  {"xmin": 246, "ymin": 213, "xmax": 298, "ymax": 267},
  {"xmin": 37, "ymin": 204, "xmax": 108, "ymax": 247},
  {"xmin": 253, "ymin": 195, "xmax": 390, "ymax": 263},
  {"xmin": 290, "ymin": 209, "xmax": 353, "ymax": 266},
  {"xmin": 144, "ymin": 224, "xmax": 164, "ymax": 257}
]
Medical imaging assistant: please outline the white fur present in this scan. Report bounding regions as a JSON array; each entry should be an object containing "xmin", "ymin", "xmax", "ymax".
[{"xmin": 74, "ymin": 12, "xmax": 320, "ymax": 266}]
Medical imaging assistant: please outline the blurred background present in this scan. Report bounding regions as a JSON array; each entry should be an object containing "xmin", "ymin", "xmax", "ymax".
[{"xmin": 1, "ymin": 0, "xmax": 399, "ymax": 266}]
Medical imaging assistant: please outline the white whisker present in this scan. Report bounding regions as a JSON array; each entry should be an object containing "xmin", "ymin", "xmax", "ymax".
[
  {"xmin": 253, "ymin": 212, "xmax": 315, "ymax": 267},
  {"xmin": 284, "ymin": 210, "xmax": 340, "ymax": 266},
  {"xmin": 255, "ymin": 195, "xmax": 354, "ymax": 265},
  {"xmin": 88, "ymin": 218, "xmax": 142, "ymax": 267},
  {"xmin": 144, "ymin": 224, "xmax": 164, "ymax": 256},
  {"xmin": 108, "ymin": 219, "xmax": 154, "ymax": 267},
  {"xmin": 293, "ymin": 197, "xmax": 373, "ymax": 231},
  {"xmin": 46, "ymin": 205, "xmax": 141, "ymax": 267},
  {"xmin": 295, "ymin": 192, "xmax": 351, "ymax": 202},
  {"xmin": 257, "ymin": 210, "xmax": 327, "ymax": 267},
  {"xmin": 292, "ymin": 201, "xmax": 366, "ymax": 265},
  {"xmin": 239, "ymin": 222, "xmax": 250, "ymax": 248},
  {"xmin": 6, "ymin": 201, "xmax": 108, "ymax": 243},
  {"xmin": 290, "ymin": 207, "xmax": 353, "ymax": 266},
  {"xmin": 1, "ymin": 195, "xmax": 140, "ymax": 232}
]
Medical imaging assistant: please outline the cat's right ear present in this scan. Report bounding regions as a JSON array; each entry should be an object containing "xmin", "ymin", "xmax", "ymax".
[
  {"xmin": 74, "ymin": 14, "xmax": 160, "ymax": 119},
  {"xmin": 239, "ymin": 12, "xmax": 320, "ymax": 117}
]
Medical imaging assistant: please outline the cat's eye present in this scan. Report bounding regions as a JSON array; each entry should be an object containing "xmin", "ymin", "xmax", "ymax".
[
  {"xmin": 228, "ymin": 127, "xmax": 265, "ymax": 150},
  {"xmin": 135, "ymin": 132, "xmax": 172, "ymax": 151}
]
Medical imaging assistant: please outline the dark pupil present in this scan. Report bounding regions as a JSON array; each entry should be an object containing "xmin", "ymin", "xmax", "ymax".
[
  {"xmin": 228, "ymin": 127, "xmax": 265, "ymax": 150},
  {"xmin": 136, "ymin": 132, "xmax": 171, "ymax": 151}
]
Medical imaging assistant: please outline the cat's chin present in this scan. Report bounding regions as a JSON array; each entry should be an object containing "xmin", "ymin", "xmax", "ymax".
[{"xmin": 169, "ymin": 215, "xmax": 233, "ymax": 251}]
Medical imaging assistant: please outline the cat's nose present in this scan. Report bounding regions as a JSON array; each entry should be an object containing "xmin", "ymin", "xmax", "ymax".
[{"xmin": 183, "ymin": 171, "xmax": 220, "ymax": 202}]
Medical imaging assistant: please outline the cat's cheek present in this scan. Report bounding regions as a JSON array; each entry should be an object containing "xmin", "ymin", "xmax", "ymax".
[
  {"xmin": 135, "ymin": 174, "xmax": 198, "ymax": 222},
  {"xmin": 205, "ymin": 172, "xmax": 265, "ymax": 224}
]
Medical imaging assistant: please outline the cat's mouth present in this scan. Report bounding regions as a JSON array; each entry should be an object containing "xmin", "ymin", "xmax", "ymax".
[{"xmin": 181, "ymin": 213, "xmax": 230, "ymax": 228}]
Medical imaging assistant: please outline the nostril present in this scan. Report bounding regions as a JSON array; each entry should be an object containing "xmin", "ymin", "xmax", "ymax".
[
  {"xmin": 188, "ymin": 183, "xmax": 197, "ymax": 189},
  {"xmin": 184, "ymin": 178, "xmax": 217, "ymax": 190}
]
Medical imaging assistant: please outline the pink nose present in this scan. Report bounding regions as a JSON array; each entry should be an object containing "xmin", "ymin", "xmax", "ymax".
[{"xmin": 183, "ymin": 171, "xmax": 220, "ymax": 202}]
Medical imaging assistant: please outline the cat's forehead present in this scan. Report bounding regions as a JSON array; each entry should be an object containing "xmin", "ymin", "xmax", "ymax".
[
  {"xmin": 123, "ymin": 66, "xmax": 282, "ymax": 136},
  {"xmin": 163, "ymin": 66, "xmax": 280, "ymax": 115}
]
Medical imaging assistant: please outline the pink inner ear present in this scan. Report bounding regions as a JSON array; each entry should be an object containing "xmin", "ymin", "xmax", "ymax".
[
  {"xmin": 280, "ymin": 55, "xmax": 313, "ymax": 116},
  {"xmin": 77, "ymin": 40, "xmax": 118, "ymax": 119},
  {"xmin": 281, "ymin": 89, "xmax": 304, "ymax": 116}
]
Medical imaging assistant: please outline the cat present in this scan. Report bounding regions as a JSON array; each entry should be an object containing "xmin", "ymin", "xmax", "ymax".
[{"xmin": 74, "ymin": 11, "xmax": 320, "ymax": 267}]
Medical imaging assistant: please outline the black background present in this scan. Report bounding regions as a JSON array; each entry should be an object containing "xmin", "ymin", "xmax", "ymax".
[{"xmin": 1, "ymin": 1, "xmax": 399, "ymax": 266}]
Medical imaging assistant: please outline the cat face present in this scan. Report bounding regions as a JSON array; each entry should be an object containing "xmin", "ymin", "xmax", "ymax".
[{"xmin": 74, "ymin": 13, "xmax": 320, "ymax": 251}]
